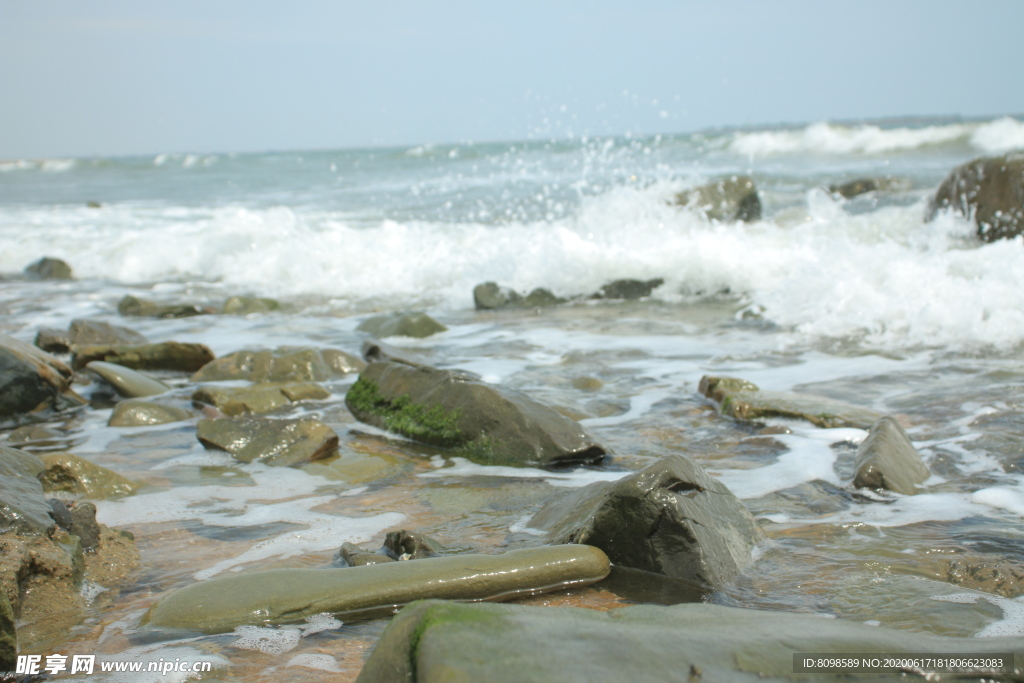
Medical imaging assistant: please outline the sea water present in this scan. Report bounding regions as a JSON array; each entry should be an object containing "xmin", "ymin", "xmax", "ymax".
[{"xmin": 2, "ymin": 115, "xmax": 1024, "ymax": 680}]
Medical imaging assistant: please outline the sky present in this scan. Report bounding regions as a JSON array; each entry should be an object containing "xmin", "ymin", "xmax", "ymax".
[{"xmin": 2, "ymin": 1, "xmax": 1023, "ymax": 159}]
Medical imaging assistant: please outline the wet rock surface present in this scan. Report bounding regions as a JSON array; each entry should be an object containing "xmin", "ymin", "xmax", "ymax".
[
  {"xmin": 38, "ymin": 451, "xmax": 143, "ymax": 498},
  {"xmin": 0, "ymin": 445, "xmax": 54, "ymax": 534},
  {"xmin": 192, "ymin": 382, "xmax": 330, "ymax": 416},
  {"xmin": 357, "ymin": 312, "xmax": 447, "ymax": 338},
  {"xmin": 926, "ymin": 152, "xmax": 1024, "ymax": 241},
  {"xmin": 191, "ymin": 346, "xmax": 364, "ymax": 382},
  {"xmin": 86, "ymin": 360, "xmax": 171, "ymax": 397},
  {"xmin": 345, "ymin": 361, "xmax": 607, "ymax": 467},
  {"xmin": 592, "ymin": 278, "xmax": 664, "ymax": 300},
  {"xmin": 531, "ymin": 454, "xmax": 764, "ymax": 590},
  {"xmin": 196, "ymin": 416, "xmax": 340, "ymax": 466},
  {"xmin": 108, "ymin": 399, "xmax": 193, "ymax": 426},
  {"xmin": 473, "ymin": 282, "xmax": 566, "ymax": 310},
  {"xmin": 222, "ymin": 295, "xmax": 281, "ymax": 315},
  {"xmin": 828, "ymin": 177, "xmax": 911, "ymax": 199},
  {"xmin": 117, "ymin": 294, "xmax": 210, "ymax": 318},
  {"xmin": 35, "ymin": 319, "xmax": 147, "ymax": 354},
  {"xmin": 142, "ymin": 545, "xmax": 610, "ymax": 634},
  {"xmin": 674, "ymin": 175, "xmax": 762, "ymax": 222},
  {"xmin": 24, "ymin": 257, "xmax": 73, "ymax": 281},
  {"xmin": 356, "ymin": 600, "xmax": 1024, "ymax": 683},
  {"xmin": 0, "ymin": 335, "xmax": 86, "ymax": 422},
  {"xmin": 73, "ymin": 342, "xmax": 216, "ymax": 373},
  {"xmin": 853, "ymin": 416, "xmax": 929, "ymax": 495}
]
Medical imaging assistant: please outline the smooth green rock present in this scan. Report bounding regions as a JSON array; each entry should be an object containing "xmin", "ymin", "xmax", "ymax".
[
  {"xmin": 699, "ymin": 374, "xmax": 882, "ymax": 429},
  {"xmin": 531, "ymin": 454, "xmax": 763, "ymax": 589},
  {"xmin": 0, "ymin": 590, "xmax": 15, "ymax": 672},
  {"xmin": 196, "ymin": 417, "xmax": 339, "ymax": 466},
  {"xmin": 0, "ymin": 445, "xmax": 53, "ymax": 534},
  {"xmin": 38, "ymin": 452, "xmax": 142, "ymax": 498},
  {"xmin": 357, "ymin": 312, "xmax": 447, "ymax": 339},
  {"xmin": 356, "ymin": 600, "xmax": 1024, "ymax": 683},
  {"xmin": 87, "ymin": 360, "xmax": 170, "ymax": 397},
  {"xmin": 24, "ymin": 257, "xmax": 73, "ymax": 280},
  {"xmin": 73, "ymin": 342, "xmax": 215, "ymax": 373},
  {"xmin": 926, "ymin": 153, "xmax": 1024, "ymax": 241},
  {"xmin": 675, "ymin": 175, "xmax": 761, "ymax": 222},
  {"xmin": 222, "ymin": 296, "xmax": 280, "ymax": 315},
  {"xmin": 108, "ymin": 399, "xmax": 192, "ymax": 427},
  {"xmin": 0, "ymin": 334, "xmax": 85, "ymax": 419},
  {"xmin": 117, "ymin": 295, "xmax": 209, "ymax": 318},
  {"xmin": 345, "ymin": 361, "xmax": 606, "ymax": 468},
  {"xmin": 142, "ymin": 545, "xmax": 610, "ymax": 634},
  {"xmin": 192, "ymin": 382, "xmax": 330, "ymax": 416},
  {"xmin": 853, "ymin": 416, "xmax": 929, "ymax": 495},
  {"xmin": 36, "ymin": 319, "xmax": 147, "ymax": 354},
  {"xmin": 191, "ymin": 347, "xmax": 364, "ymax": 382}
]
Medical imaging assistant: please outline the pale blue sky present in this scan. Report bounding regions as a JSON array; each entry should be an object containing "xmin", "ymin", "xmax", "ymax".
[{"xmin": 2, "ymin": 1, "xmax": 1023, "ymax": 158}]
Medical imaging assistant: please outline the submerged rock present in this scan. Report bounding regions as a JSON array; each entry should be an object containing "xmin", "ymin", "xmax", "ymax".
[
  {"xmin": 674, "ymin": 176, "xmax": 761, "ymax": 222},
  {"xmin": 87, "ymin": 360, "xmax": 171, "ymax": 397},
  {"xmin": 142, "ymin": 545, "xmax": 610, "ymax": 634},
  {"xmin": 108, "ymin": 399, "xmax": 193, "ymax": 427},
  {"xmin": 530, "ymin": 454, "xmax": 763, "ymax": 590},
  {"xmin": 221, "ymin": 296, "xmax": 280, "ymax": 315},
  {"xmin": 340, "ymin": 530, "xmax": 443, "ymax": 567},
  {"xmin": 945, "ymin": 558, "xmax": 1024, "ymax": 598},
  {"xmin": 192, "ymin": 382, "xmax": 330, "ymax": 416},
  {"xmin": 828, "ymin": 177, "xmax": 911, "ymax": 199},
  {"xmin": 473, "ymin": 282, "xmax": 565, "ymax": 310},
  {"xmin": 593, "ymin": 278, "xmax": 664, "ymax": 300},
  {"xmin": 196, "ymin": 417, "xmax": 339, "ymax": 466},
  {"xmin": 926, "ymin": 153, "xmax": 1024, "ymax": 241},
  {"xmin": 0, "ymin": 446, "xmax": 53, "ymax": 535},
  {"xmin": 191, "ymin": 346, "xmax": 364, "ymax": 382},
  {"xmin": 699, "ymin": 375, "xmax": 882, "ymax": 429},
  {"xmin": 853, "ymin": 416, "xmax": 929, "ymax": 495},
  {"xmin": 36, "ymin": 319, "xmax": 147, "ymax": 354},
  {"xmin": 356, "ymin": 600, "xmax": 1024, "ymax": 683},
  {"xmin": 24, "ymin": 257, "xmax": 73, "ymax": 281},
  {"xmin": 117, "ymin": 295, "xmax": 210, "ymax": 318},
  {"xmin": 357, "ymin": 312, "xmax": 447, "ymax": 338},
  {"xmin": 0, "ymin": 335, "xmax": 86, "ymax": 421},
  {"xmin": 345, "ymin": 361, "xmax": 607, "ymax": 467},
  {"xmin": 73, "ymin": 342, "xmax": 215, "ymax": 373},
  {"xmin": 38, "ymin": 452, "xmax": 142, "ymax": 499}
]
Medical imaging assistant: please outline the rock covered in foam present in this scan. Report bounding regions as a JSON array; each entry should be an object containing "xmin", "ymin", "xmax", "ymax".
[
  {"xmin": 853, "ymin": 416, "xmax": 929, "ymax": 495},
  {"xmin": 674, "ymin": 175, "xmax": 761, "ymax": 222},
  {"xmin": 926, "ymin": 153, "xmax": 1024, "ymax": 241}
]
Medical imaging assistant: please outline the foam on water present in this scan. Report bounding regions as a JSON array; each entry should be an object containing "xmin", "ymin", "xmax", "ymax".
[
  {"xmin": 419, "ymin": 456, "xmax": 632, "ymax": 488},
  {"xmin": 286, "ymin": 654, "xmax": 344, "ymax": 672}
]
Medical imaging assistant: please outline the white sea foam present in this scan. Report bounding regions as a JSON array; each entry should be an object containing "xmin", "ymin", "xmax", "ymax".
[
  {"xmin": 730, "ymin": 121, "xmax": 974, "ymax": 157},
  {"xmin": 419, "ymin": 456, "xmax": 631, "ymax": 488},
  {"xmin": 970, "ymin": 116, "xmax": 1024, "ymax": 154},
  {"xmin": 286, "ymin": 653, "xmax": 344, "ymax": 672}
]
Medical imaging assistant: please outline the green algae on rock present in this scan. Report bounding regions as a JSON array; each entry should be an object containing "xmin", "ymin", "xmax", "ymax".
[
  {"xmin": 38, "ymin": 452, "xmax": 142, "ymax": 499},
  {"xmin": 142, "ymin": 545, "xmax": 610, "ymax": 634},
  {"xmin": 853, "ymin": 416, "xmax": 929, "ymax": 495},
  {"xmin": 345, "ymin": 361, "xmax": 607, "ymax": 467},
  {"xmin": 355, "ymin": 600, "xmax": 1024, "ymax": 683},
  {"xmin": 196, "ymin": 417, "xmax": 339, "ymax": 466},
  {"xmin": 699, "ymin": 374, "xmax": 882, "ymax": 429}
]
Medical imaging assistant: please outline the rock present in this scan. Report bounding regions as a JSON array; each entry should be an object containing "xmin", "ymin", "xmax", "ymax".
[
  {"xmin": 86, "ymin": 360, "xmax": 171, "ymax": 397},
  {"xmin": 699, "ymin": 375, "xmax": 882, "ymax": 429},
  {"xmin": 0, "ymin": 334, "xmax": 86, "ymax": 421},
  {"xmin": 72, "ymin": 342, "xmax": 215, "ymax": 373},
  {"xmin": 345, "ymin": 361, "xmax": 607, "ymax": 468},
  {"xmin": 35, "ymin": 319, "xmax": 147, "ymax": 354},
  {"xmin": 192, "ymin": 382, "xmax": 330, "ymax": 416},
  {"xmin": 117, "ymin": 295, "xmax": 209, "ymax": 319},
  {"xmin": 357, "ymin": 312, "xmax": 447, "ymax": 338},
  {"xmin": 142, "ymin": 545, "xmax": 610, "ymax": 634},
  {"xmin": 361, "ymin": 339, "xmax": 430, "ymax": 367},
  {"xmin": 926, "ymin": 153, "xmax": 1024, "ymax": 241},
  {"xmin": 340, "ymin": 542, "xmax": 396, "ymax": 567},
  {"xmin": 531, "ymin": 455, "xmax": 763, "ymax": 590},
  {"xmin": 852, "ymin": 416, "xmax": 929, "ymax": 495},
  {"xmin": 38, "ymin": 452, "xmax": 142, "ymax": 498},
  {"xmin": 0, "ymin": 446, "xmax": 53, "ymax": 535},
  {"xmin": 222, "ymin": 296, "xmax": 280, "ymax": 315},
  {"xmin": 0, "ymin": 590, "xmax": 15, "ymax": 672},
  {"xmin": 355, "ymin": 600, "xmax": 1024, "ymax": 683},
  {"xmin": 593, "ymin": 278, "xmax": 664, "ymax": 300},
  {"xmin": 108, "ymin": 399, "xmax": 192, "ymax": 427},
  {"xmin": 196, "ymin": 417, "xmax": 339, "ymax": 466},
  {"xmin": 24, "ymin": 257, "xmax": 73, "ymax": 280},
  {"xmin": 191, "ymin": 346, "xmax": 364, "ymax": 382},
  {"xmin": 945, "ymin": 558, "xmax": 1024, "ymax": 598},
  {"xmin": 674, "ymin": 176, "xmax": 761, "ymax": 222},
  {"xmin": 828, "ymin": 177, "xmax": 911, "ymax": 199},
  {"xmin": 68, "ymin": 502, "xmax": 100, "ymax": 551},
  {"xmin": 473, "ymin": 282, "xmax": 565, "ymax": 310},
  {"xmin": 383, "ymin": 530, "xmax": 443, "ymax": 560}
]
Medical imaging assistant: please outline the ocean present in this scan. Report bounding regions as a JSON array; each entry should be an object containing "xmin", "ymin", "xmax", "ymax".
[{"xmin": 2, "ymin": 115, "xmax": 1023, "ymax": 680}]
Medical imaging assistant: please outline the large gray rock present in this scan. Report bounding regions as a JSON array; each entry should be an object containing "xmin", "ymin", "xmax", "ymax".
[
  {"xmin": 356, "ymin": 600, "xmax": 1024, "ymax": 683},
  {"xmin": 926, "ymin": 153, "xmax": 1024, "ymax": 241},
  {"xmin": 142, "ymin": 545, "xmax": 610, "ymax": 634},
  {"xmin": 0, "ymin": 446, "xmax": 54, "ymax": 534},
  {"xmin": 36, "ymin": 319, "xmax": 147, "ymax": 354},
  {"xmin": 72, "ymin": 342, "xmax": 215, "ymax": 373},
  {"xmin": 675, "ymin": 175, "xmax": 761, "ymax": 222},
  {"xmin": 196, "ymin": 417, "xmax": 339, "ymax": 466},
  {"xmin": 530, "ymin": 455, "xmax": 763, "ymax": 590},
  {"xmin": 24, "ymin": 257, "xmax": 73, "ymax": 280},
  {"xmin": 0, "ymin": 334, "xmax": 86, "ymax": 421},
  {"xmin": 357, "ymin": 312, "xmax": 447, "ymax": 339},
  {"xmin": 699, "ymin": 375, "xmax": 883, "ymax": 429},
  {"xmin": 191, "ymin": 346, "xmax": 364, "ymax": 382},
  {"xmin": 345, "ymin": 361, "xmax": 607, "ymax": 468},
  {"xmin": 853, "ymin": 416, "xmax": 929, "ymax": 495}
]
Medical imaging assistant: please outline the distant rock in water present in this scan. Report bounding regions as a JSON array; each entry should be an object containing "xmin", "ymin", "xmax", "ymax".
[
  {"xmin": 73, "ymin": 342, "xmax": 215, "ymax": 373},
  {"xmin": 36, "ymin": 319, "xmax": 147, "ymax": 354},
  {"xmin": 357, "ymin": 311, "xmax": 447, "ymax": 338},
  {"xmin": 593, "ymin": 278, "xmax": 664, "ymax": 300},
  {"xmin": 827, "ymin": 177, "xmax": 911, "ymax": 199},
  {"xmin": 473, "ymin": 282, "xmax": 565, "ymax": 310},
  {"xmin": 117, "ymin": 295, "xmax": 210, "ymax": 319},
  {"xmin": 926, "ymin": 153, "xmax": 1024, "ymax": 241},
  {"xmin": 345, "ymin": 361, "xmax": 607, "ymax": 468},
  {"xmin": 674, "ymin": 176, "xmax": 761, "ymax": 222},
  {"xmin": 191, "ymin": 346, "xmax": 364, "ymax": 382},
  {"xmin": 24, "ymin": 257, "xmax": 73, "ymax": 281},
  {"xmin": 221, "ymin": 296, "xmax": 280, "ymax": 315},
  {"xmin": 853, "ymin": 416, "xmax": 929, "ymax": 495}
]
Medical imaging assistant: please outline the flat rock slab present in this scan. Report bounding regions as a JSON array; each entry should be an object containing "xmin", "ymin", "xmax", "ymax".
[
  {"xmin": 700, "ymin": 375, "xmax": 882, "ymax": 429},
  {"xmin": 87, "ymin": 361, "xmax": 171, "ymax": 397},
  {"xmin": 357, "ymin": 600, "xmax": 1024, "ymax": 683},
  {"xmin": 108, "ymin": 399, "xmax": 193, "ymax": 427},
  {"xmin": 38, "ymin": 452, "xmax": 142, "ymax": 499},
  {"xmin": 196, "ymin": 417, "xmax": 339, "ymax": 466},
  {"xmin": 191, "ymin": 347, "xmax": 364, "ymax": 382},
  {"xmin": 73, "ymin": 342, "xmax": 215, "ymax": 373},
  {"xmin": 192, "ymin": 382, "xmax": 330, "ymax": 416},
  {"xmin": 531, "ymin": 454, "xmax": 763, "ymax": 590},
  {"xmin": 345, "ymin": 361, "xmax": 607, "ymax": 468},
  {"xmin": 853, "ymin": 416, "xmax": 929, "ymax": 495},
  {"xmin": 142, "ymin": 545, "xmax": 609, "ymax": 634}
]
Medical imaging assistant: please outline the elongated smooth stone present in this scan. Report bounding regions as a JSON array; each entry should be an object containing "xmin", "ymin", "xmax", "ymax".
[
  {"xmin": 143, "ymin": 545, "xmax": 610, "ymax": 634},
  {"xmin": 86, "ymin": 361, "xmax": 170, "ymax": 397}
]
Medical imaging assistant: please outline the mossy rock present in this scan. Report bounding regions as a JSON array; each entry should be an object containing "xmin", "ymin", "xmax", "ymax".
[
  {"xmin": 593, "ymin": 278, "xmax": 664, "ymax": 300},
  {"xmin": 827, "ymin": 177, "xmax": 910, "ymax": 199},
  {"xmin": 24, "ymin": 257, "xmax": 73, "ymax": 281},
  {"xmin": 472, "ymin": 282, "xmax": 566, "ymax": 310}
]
